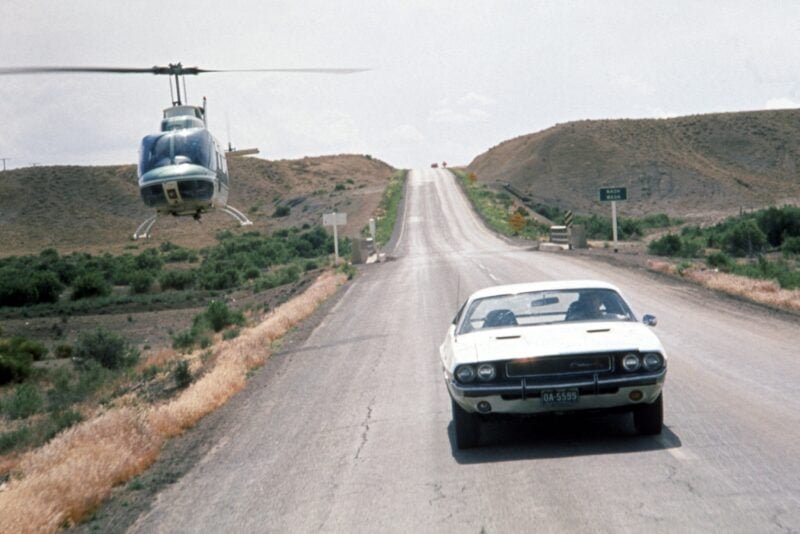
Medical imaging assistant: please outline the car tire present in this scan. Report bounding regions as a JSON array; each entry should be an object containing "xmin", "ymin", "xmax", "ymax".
[
  {"xmin": 633, "ymin": 393, "xmax": 663, "ymax": 435},
  {"xmin": 452, "ymin": 398, "xmax": 481, "ymax": 449}
]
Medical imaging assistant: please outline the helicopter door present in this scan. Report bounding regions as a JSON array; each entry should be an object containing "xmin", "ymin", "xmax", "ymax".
[{"xmin": 162, "ymin": 181, "xmax": 182, "ymax": 206}]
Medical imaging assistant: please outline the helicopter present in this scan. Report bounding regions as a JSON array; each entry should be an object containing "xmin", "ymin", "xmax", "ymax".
[{"xmin": 0, "ymin": 63, "xmax": 368, "ymax": 239}]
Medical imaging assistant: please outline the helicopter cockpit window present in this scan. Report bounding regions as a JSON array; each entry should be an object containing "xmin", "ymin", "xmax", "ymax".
[{"xmin": 139, "ymin": 130, "xmax": 214, "ymax": 176}]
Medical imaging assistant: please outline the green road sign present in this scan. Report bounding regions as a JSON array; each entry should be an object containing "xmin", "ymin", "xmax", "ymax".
[{"xmin": 599, "ymin": 187, "xmax": 627, "ymax": 201}]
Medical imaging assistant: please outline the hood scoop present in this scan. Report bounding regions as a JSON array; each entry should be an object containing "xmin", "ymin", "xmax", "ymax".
[
  {"xmin": 495, "ymin": 335, "xmax": 521, "ymax": 340},
  {"xmin": 586, "ymin": 328, "xmax": 611, "ymax": 333}
]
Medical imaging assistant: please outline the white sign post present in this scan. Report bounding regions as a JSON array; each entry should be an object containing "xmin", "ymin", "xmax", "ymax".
[
  {"xmin": 599, "ymin": 187, "xmax": 627, "ymax": 253},
  {"xmin": 323, "ymin": 212, "xmax": 347, "ymax": 264}
]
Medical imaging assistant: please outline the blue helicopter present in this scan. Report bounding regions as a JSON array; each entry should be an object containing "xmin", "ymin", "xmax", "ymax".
[{"xmin": 0, "ymin": 63, "xmax": 367, "ymax": 239}]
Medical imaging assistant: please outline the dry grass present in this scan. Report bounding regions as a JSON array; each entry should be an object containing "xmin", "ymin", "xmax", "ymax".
[
  {"xmin": 683, "ymin": 269, "xmax": 800, "ymax": 313},
  {"xmin": 0, "ymin": 271, "xmax": 346, "ymax": 533},
  {"xmin": 138, "ymin": 348, "xmax": 179, "ymax": 371},
  {"xmin": 646, "ymin": 259, "xmax": 678, "ymax": 276}
]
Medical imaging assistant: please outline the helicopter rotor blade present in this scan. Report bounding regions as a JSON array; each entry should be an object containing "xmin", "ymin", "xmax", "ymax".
[
  {"xmin": 0, "ymin": 66, "xmax": 370, "ymax": 76},
  {"xmin": 194, "ymin": 68, "xmax": 371, "ymax": 74},
  {"xmin": 0, "ymin": 66, "xmax": 158, "ymax": 75}
]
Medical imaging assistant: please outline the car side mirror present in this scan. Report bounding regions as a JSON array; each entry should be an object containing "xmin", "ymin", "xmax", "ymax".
[{"xmin": 642, "ymin": 314, "xmax": 657, "ymax": 327}]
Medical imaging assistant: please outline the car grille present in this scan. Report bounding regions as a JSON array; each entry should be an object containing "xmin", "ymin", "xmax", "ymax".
[{"xmin": 506, "ymin": 354, "xmax": 612, "ymax": 377}]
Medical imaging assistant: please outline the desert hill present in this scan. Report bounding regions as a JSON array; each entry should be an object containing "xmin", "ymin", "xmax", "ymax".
[
  {"xmin": 467, "ymin": 109, "xmax": 800, "ymax": 221},
  {"xmin": 0, "ymin": 155, "xmax": 395, "ymax": 257}
]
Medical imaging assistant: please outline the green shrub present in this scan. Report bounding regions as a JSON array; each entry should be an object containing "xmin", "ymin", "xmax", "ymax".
[
  {"xmin": 756, "ymin": 206, "xmax": 800, "ymax": 247},
  {"xmin": 640, "ymin": 213, "xmax": 676, "ymax": 230},
  {"xmin": 0, "ymin": 426, "xmax": 31, "ymax": 454},
  {"xmin": 3, "ymin": 382, "xmax": 44, "ymax": 419},
  {"xmin": 334, "ymin": 183, "xmax": 346, "ymax": 191},
  {"xmin": 204, "ymin": 301, "xmax": 244, "ymax": 332},
  {"xmin": 173, "ymin": 360, "xmax": 192, "ymax": 389},
  {"xmin": 706, "ymin": 251, "xmax": 733, "ymax": 270},
  {"xmin": 135, "ymin": 249, "xmax": 164, "ymax": 271},
  {"xmin": 679, "ymin": 239, "xmax": 704, "ymax": 258},
  {"xmin": 619, "ymin": 218, "xmax": 644, "ymax": 239},
  {"xmin": 273, "ymin": 205, "xmax": 291, "ymax": 217},
  {"xmin": 172, "ymin": 329, "xmax": 197, "ymax": 352},
  {"xmin": 1, "ymin": 336, "xmax": 48, "ymax": 362},
  {"xmin": 47, "ymin": 367, "xmax": 77, "ymax": 408},
  {"xmin": 71, "ymin": 272, "xmax": 112, "ymax": 300},
  {"xmin": 74, "ymin": 360, "xmax": 108, "ymax": 398},
  {"xmin": 783, "ymin": 236, "xmax": 800, "ymax": 256},
  {"xmin": 160, "ymin": 270, "xmax": 196, "ymax": 290},
  {"xmin": 141, "ymin": 365, "xmax": 159, "ymax": 380},
  {"xmin": 0, "ymin": 269, "xmax": 63, "ymax": 307},
  {"xmin": 31, "ymin": 272, "xmax": 64, "ymax": 303},
  {"xmin": 254, "ymin": 265, "xmax": 301, "ymax": 292},
  {"xmin": 129, "ymin": 271, "xmax": 154, "ymax": 294},
  {"xmin": 74, "ymin": 329, "xmax": 138, "ymax": 370},
  {"xmin": 54, "ymin": 344, "xmax": 73, "ymax": 359},
  {"xmin": 244, "ymin": 266, "xmax": 261, "ymax": 280},
  {"xmin": 0, "ymin": 267, "xmax": 37, "ymax": 307},
  {"xmin": 723, "ymin": 219, "xmax": 767, "ymax": 257},
  {"xmin": 648, "ymin": 234, "xmax": 683, "ymax": 256},
  {"xmin": 222, "ymin": 328, "xmax": 240, "ymax": 340},
  {"xmin": 0, "ymin": 346, "xmax": 35, "ymax": 385},
  {"xmin": 197, "ymin": 267, "xmax": 241, "ymax": 290},
  {"xmin": 532, "ymin": 203, "xmax": 564, "ymax": 222}
]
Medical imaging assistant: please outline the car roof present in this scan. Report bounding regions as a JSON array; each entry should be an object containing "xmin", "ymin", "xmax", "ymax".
[{"xmin": 467, "ymin": 280, "xmax": 622, "ymax": 301}]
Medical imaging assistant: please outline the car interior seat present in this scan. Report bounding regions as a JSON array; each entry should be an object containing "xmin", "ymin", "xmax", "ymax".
[{"xmin": 483, "ymin": 309, "xmax": 518, "ymax": 328}]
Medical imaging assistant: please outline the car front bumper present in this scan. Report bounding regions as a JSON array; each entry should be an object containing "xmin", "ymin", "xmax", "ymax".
[{"xmin": 447, "ymin": 369, "xmax": 666, "ymax": 415}]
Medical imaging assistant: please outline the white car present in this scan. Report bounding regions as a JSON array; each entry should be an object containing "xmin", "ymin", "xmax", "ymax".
[{"xmin": 440, "ymin": 280, "xmax": 667, "ymax": 449}]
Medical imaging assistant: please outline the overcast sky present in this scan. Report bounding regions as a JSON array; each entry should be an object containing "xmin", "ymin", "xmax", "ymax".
[{"xmin": 1, "ymin": 1, "xmax": 799, "ymax": 170}]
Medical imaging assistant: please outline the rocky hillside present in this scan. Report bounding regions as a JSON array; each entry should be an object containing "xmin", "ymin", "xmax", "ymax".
[
  {"xmin": 0, "ymin": 155, "xmax": 395, "ymax": 257},
  {"xmin": 467, "ymin": 109, "xmax": 800, "ymax": 221}
]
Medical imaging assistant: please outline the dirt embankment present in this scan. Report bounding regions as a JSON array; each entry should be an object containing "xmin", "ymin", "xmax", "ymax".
[
  {"xmin": 0, "ymin": 154, "xmax": 396, "ymax": 257},
  {"xmin": 468, "ymin": 109, "xmax": 800, "ymax": 223}
]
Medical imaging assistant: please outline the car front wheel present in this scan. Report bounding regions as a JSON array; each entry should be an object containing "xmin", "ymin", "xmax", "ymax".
[
  {"xmin": 633, "ymin": 393, "xmax": 663, "ymax": 435},
  {"xmin": 452, "ymin": 398, "xmax": 481, "ymax": 449}
]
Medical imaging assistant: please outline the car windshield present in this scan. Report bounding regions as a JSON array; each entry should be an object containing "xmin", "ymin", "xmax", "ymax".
[{"xmin": 457, "ymin": 288, "xmax": 635, "ymax": 334}]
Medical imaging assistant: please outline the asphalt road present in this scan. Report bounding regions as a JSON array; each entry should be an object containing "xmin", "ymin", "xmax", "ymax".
[{"xmin": 132, "ymin": 168, "xmax": 800, "ymax": 533}]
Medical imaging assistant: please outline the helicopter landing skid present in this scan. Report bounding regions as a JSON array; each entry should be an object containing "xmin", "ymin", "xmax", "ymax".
[
  {"xmin": 219, "ymin": 205, "xmax": 253, "ymax": 226},
  {"xmin": 133, "ymin": 215, "xmax": 158, "ymax": 240}
]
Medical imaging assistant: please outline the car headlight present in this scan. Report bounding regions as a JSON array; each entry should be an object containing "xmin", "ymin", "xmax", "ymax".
[
  {"xmin": 642, "ymin": 352, "xmax": 664, "ymax": 371},
  {"xmin": 622, "ymin": 353, "xmax": 641, "ymax": 372},
  {"xmin": 477, "ymin": 364, "xmax": 496, "ymax": 381},
  {"xmin": 455, "ymin": 365, "xmax": 476, "ymax": 383}
]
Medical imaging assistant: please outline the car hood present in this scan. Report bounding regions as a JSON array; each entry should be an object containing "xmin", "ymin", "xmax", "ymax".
[{"xmin": 452, "ymin": 321, "xmax": 664, "ymax": 364}]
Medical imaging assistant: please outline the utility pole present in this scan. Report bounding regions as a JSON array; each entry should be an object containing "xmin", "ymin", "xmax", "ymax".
[{"xmin": 0, "ymin": 158, "xmax": 8, "ymax": 171}]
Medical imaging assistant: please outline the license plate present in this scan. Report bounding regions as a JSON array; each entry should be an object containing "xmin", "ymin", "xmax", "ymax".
[{"xmin": 542, "ymin": 388, "xmax": 579, "ymax": 405}]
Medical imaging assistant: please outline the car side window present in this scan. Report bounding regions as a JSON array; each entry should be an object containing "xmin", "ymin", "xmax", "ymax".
[{"xmin": 452, "ymin": 301, "xmax": 467, "ymax": 325}]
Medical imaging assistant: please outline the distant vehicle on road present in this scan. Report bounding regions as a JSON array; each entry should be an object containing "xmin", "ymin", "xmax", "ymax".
[
  {"xmin": 431, "ymin": 163, "xmax": 439, "ymax": 168},
  {"xmin": 440, "ymin": 280, "xmax": 667, "ymax": 449},
  {"xmin": 441, "ymin": 161, "xmax": 447, "ymax": 167}
]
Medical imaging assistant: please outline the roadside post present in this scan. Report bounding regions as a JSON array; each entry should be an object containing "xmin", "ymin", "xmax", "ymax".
[
  {"xmin": 323, "ymin": 212, "xmax": 347, "ymax": 264},
  {"xmin": 564, "ymin": 210, "xmax": 574, "ymax": 249},
  {"xmin": 599, "ymin": 187, "xmax": 627, "ymax": 253}
]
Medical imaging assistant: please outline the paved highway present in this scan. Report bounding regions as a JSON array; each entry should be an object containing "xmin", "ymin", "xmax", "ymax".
[{"xmin": 132, "ymin": 168, "xmax": 800, "ymax": 533}]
